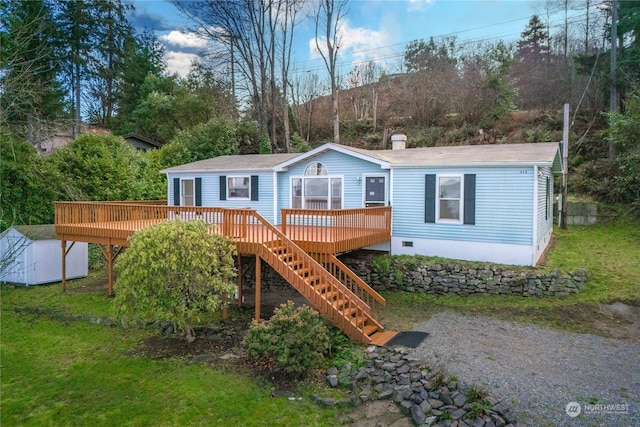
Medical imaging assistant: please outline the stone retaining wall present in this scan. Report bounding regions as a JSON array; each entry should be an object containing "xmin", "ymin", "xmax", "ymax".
[
  {"xmin": 340, "ymin": 251, "xmax": 587, "ymax": 297},
  {"xmin": 236, "ymin": 252, "xmax": 587, "ymax": 297}
]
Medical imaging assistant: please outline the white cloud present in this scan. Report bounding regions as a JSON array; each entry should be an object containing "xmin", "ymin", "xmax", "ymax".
[
  {"xmin": 159, "ymin": 30, "xmax": 208, "ymax": 49},
  {"xmin": 164, "ymin": 51, "xmax": 199, "ymax": 77},
  {"xmin": 309, "ymin": 20, "xmax": 396, "ymax": 68},
  {"xmin": 407, "ymin": 0, "xmax": 436, "ymax": 12}
]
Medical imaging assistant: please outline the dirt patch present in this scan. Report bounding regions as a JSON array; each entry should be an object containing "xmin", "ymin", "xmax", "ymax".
[{"xmin": 596, "ymin": 302, "xmax": 640, "ymax": 342}]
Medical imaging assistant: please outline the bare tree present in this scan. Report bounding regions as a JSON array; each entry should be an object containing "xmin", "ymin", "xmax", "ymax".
[
  {"xmin": 291, "ymin": 72, "xmax": 324, "ymax": 142},
  {"xmin": 175, "ymin": 0, "xmax": 303, "ymax": 153},
  {"xmin": 313, "ymin": 0, "xmax": 348, "ymax": 144},
  {"xmin": 279, "ymin": 0, "xmax": 303, "ymax": 152}
]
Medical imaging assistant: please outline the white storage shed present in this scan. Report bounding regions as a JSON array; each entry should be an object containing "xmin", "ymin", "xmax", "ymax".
[{"xmin": 0, "ymin": 225, "xmax": 88, "ymax": 285}]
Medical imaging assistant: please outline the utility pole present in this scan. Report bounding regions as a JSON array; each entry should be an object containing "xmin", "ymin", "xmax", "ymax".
[
  {"xmin": 561, "ymin": 103, "xmax": 569, "ymax": 230},
  {"xmin": 609, "ymin": 0, "xmax": 618, "ymax": 161}
]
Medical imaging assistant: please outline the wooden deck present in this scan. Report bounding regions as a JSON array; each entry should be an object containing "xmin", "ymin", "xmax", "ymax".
[
  {"xmin": 54, "ymin": 202, "xmax": 395, "ymax": 345},
  {"xmin": 55, "ymin": 202, "xmax": 392, "ymax": 254}
]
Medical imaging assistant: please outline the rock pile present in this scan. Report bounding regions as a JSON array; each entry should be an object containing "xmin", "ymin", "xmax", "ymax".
[{"xmin": 325, "ymin": 346, "xmax": 518, "ymax": 427}]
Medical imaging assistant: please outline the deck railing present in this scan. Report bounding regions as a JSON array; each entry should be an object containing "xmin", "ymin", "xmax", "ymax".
[
  {"xmin": 281, "ymin": 207, "xmax": 391, "ymax": 253},
  {"xmin": 312, "ymin": 253, "xmax": 386, "ymax": 321}
]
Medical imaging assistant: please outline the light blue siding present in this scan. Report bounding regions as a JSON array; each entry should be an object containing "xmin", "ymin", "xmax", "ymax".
[
  {"xmin": 166, "ymin": 172, "xmax": 276, "ymax": 223},
  {"xmin": 277, "ymin": 150, "xmax": 388, "ymax": 211},
  {"xmin": 537, "ymin": 166, "xmax": 554, "ymax": 242},
  {"xmin": 392, "ymin": 167, "xmax": 535, "ymax": 245}
]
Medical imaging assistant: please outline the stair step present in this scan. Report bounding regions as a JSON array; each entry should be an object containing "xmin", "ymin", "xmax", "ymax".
[
  {"xmin": 363, "ymin": 324, "xmax": 378, "ymax": 336},
  {"xmin": 304, "ymin": 275, "xmax": 322, "ymax": 285},
  {"xmin": 323, "ymin": 291, "xmax": 339, "ymax": 300},
  {"xmin": 270, "ymin": 246, "xmax": 288, "ymax": 253},
  {"xmin": 295, "ymin": 268, "xmax": 312, "ymax": 277},
  {"xmin": 351, "ymin": 316, "xmax": 366, "ymax": 328},
  {"xmin": 332, "ymin": 298, "xmax": 348, "ymax": 309},
  {"xmin": 342, "ymin": 306, "xmax": 358, "ymax": 317},
  {"xmin": 313, "ymin": 282, "xmax": 330, "ymax": 291},
  {"xmin": 286, "ymin": 260, "xmax": 305, "ymax": 269}
]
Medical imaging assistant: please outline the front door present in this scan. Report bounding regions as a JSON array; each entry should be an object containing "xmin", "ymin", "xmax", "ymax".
[{"xmin": 364, "ymin": 175, "xmax": 386, "ymax": 207}]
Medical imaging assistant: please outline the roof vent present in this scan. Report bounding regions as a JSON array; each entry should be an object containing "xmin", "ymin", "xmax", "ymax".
[{"xmin": 391, "ymin": 133, "xmax": 407, "ymax": 150}]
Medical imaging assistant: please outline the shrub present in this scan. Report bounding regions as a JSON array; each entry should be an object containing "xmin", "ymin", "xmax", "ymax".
[
  {"xmin": 243, "ymin": 301, "xmax": 331, "ymax": 378},
  {"xmin": 113, "ymin": 220, "xmax": 237, "ymax": 342}
]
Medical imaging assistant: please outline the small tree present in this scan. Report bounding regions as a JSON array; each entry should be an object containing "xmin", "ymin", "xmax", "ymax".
[{"xmin": 114, "ymin": 220, "xmax": 237, "ymax": 342}]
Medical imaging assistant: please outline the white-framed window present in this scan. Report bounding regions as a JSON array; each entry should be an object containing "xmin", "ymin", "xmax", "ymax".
[
  {"xmin": 182, "ymin": 179, "xmax": 195, "ymax": 206},
  {"xmin": 227, "ymin": 176, "xmax": 251, "ymax": 200},
  {"xmin": 437, "ymin": 175, "xmax": 463, "ymax": 223},
  {"xmin": 291, "ymin": 162, "xmax": 342, "ymax": 209}
]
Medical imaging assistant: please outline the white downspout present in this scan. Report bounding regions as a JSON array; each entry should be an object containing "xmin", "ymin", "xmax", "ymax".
[
  {"xmin": 532, "ymin": 165, "xmax": 539, "ymax": 266},
  {"xmin": 273, "ymin": 171, "xmax": 278, "ymax": 225}
]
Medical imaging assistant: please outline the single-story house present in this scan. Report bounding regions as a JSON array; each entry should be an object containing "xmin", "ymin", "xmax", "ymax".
[
  {"xmin": 0, "ymin": 225, "xmax": 88, "ymax": 285},
  {"xmin": 123, "ymin": 133, "xmax": 162, "ymax": 151},
  {"xmin": 161, "ymin": 137, "xmax": 562, "ymax": 266}
]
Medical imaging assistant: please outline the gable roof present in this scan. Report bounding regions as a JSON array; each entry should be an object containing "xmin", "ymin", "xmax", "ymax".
[
  {"xmin": 0, "ymin": 225, "xmax": 57, "ymax": 241},
  {"xmin": 275, "ymin": 142, "xmax": 562, "ymax": 171},
  {"xmin": 161, "ymin": 152, "xmax": 299, "ymax": 174},
  {"xmin": 161, "ymin": 142, "xmax": 562, "ymax": 174}
]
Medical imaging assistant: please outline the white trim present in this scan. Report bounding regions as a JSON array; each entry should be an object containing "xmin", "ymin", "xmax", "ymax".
[
  {"xmin": 181, "ymin": 178, "xmax": 195, "ymax": 206},
  {"xmin": 532, "ymin": 165, "xmax": 539, "ymax": 266},
  {"xmin": 226, "ymin": 175, "xmax": 251, "ymax": 200},
  {"xmin": 391, "ymin": 161, "xmax": 556, "ymax": 169},
  {"xmin": 361, "ymin": 174, "xmax": 387, "ymax": 207},
  {"xmin": 273, "ymin": 143, "xmax": 391, "ymax": 171},
  {"xmin": 273, "ymin": 171, "xmax": 278, "ymax": 225},
  {"xmin": 436, "ymin": 174, "xmax": 464, "ymax": 224},
  {"xmin": 389, "ymin": 169, "xmax": 394, "ymax": 235},
  {"xmin": 391, "ymin": 236, "xmax": 535, "ymax": 266}
]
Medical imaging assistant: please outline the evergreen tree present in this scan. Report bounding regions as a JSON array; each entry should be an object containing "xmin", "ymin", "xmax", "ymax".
[
  {"xmin": 517, "ymin": 15, "xmax": 550, "ymax": 64},
  {"xmin": 115, "ymin": 30, "xmax": 165, "ymax": 132}
]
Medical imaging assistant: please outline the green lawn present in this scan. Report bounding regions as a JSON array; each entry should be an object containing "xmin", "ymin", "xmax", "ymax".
[
  {"xmin": 1, "ymin": 279, "xmax": 340, "ymax": 427},
  {"xmin": 382, "ymin": 216, "xmax": 640, "ymax": 333},
  {"xmin": 2, "ymin": 215, "xmax": 638, "ymax": 425}
]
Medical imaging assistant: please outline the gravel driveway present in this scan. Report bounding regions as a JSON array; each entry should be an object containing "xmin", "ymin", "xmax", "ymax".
[{"xmin": 409, "ymin": 311, "xmax": 640, "ymax": 426}]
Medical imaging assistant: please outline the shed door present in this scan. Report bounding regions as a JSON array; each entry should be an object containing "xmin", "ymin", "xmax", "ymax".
[{"xmin": 364, "ymin": 176, "xmax": 386, "ymax": 207}]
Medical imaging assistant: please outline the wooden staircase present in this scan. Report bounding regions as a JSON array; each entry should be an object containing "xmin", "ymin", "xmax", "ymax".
[{"xmin": 255, "ymin": 227, "xmax": 389, "ymax": 344}]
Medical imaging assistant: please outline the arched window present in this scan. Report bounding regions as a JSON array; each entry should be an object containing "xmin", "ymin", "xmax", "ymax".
[
  {"xmin": 292, "ymin": 162, "xmax": 341, "ymax": 209},
  {"xmin": 304, "ymin": 162, "xmax": 328, "ymax": 176}
]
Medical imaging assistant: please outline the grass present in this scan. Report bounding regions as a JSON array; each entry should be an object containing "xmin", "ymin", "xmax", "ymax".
[
  {"xmin": 1, "ymin": 277, "xmax": 340, "ymax": 427},
  {"xmin": 382, "ymin": 215, "xmax": 640, "ymax": 334}
]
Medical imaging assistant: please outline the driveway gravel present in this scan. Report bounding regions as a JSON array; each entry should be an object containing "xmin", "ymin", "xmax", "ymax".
[{"xmin": 409, "ymin": 311, "xmax": 640, "ymax": 426}]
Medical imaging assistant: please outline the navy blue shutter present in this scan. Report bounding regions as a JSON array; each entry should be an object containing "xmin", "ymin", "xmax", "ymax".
[
  {"xmin": 463, "ymin": 174, "xmax": 476, "ymax": 225},
  {"xmin": 425, "ymin": 175, "xmax": 436, "ymax": 223},
  {"xmin": 250, "ymin": 175, "xmax": 259, "ymax": 201},
  {"xmin": 195, "ymin": 178, "xmax": 202, "ymax": 206},
  {"xmin": 219, "ymin": 176, "xmax": 226, "ymax": 200},
  {"xmin": 173, "ymin": 178, "xmax": 180, "ymax": 206}
]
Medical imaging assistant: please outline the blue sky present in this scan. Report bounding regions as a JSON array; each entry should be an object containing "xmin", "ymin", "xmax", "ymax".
[{"xmin": 127, "ymin": 0, "xmax": 592, "ymax": 77}]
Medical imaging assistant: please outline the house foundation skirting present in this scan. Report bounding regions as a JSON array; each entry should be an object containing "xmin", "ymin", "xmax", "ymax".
[{"xmin": 390, "ymin": 236, "xmax": 538, "ymax": 266}]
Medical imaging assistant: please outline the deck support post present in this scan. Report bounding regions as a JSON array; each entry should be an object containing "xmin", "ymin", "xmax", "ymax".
[
  {"xmin": 254, "ymin": 255, "xmax": 261, "ymax": 322},
  {"xmin": 237, "ymin": 255, "xmax": 243, "ymax": 307},
  {"xmin": 106, "ymin": 243, "xmax": 114, "ymax": 296},
  {"xmin": 97, "ymin": 242, "xmax": 124, "ymax": 297},
  {"xmin": 60, "ymin": 240, "xmax": 76, "ymax": 292},
  {"xmin": 61, "ymin": 240, "xmax": 67, "ymax": 292}
]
